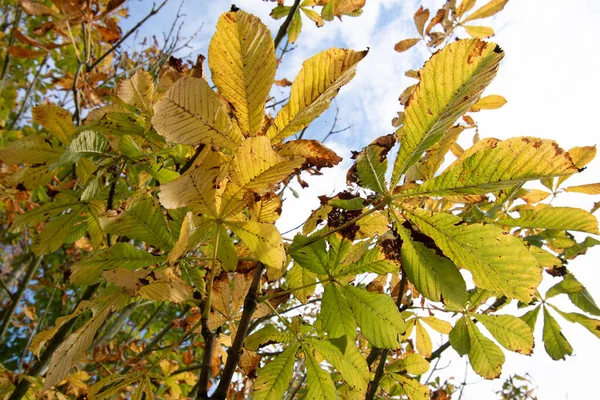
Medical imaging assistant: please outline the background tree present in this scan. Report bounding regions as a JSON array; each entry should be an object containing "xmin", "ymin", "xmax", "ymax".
[{"xmin": 0, "ymin": 0, "xmax": 598, "ymax": 399}]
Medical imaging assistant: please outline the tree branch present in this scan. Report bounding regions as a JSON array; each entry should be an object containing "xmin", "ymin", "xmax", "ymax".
[
  {"xmin": 273, "ymin": 0, "xmax": 302, "ymax": 49},
  {"xmin": 212, "ymin": 264, "xmax": 265, "ymax": 399}
]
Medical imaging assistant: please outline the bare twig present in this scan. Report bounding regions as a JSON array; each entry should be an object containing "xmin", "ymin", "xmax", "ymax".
[
  {"xmin": 0, "ymin": 8, "xmax": 22, "ymax": 83},
  {"xmin": 6, "ymin": 54, "xmax": 49, "ymax": 131}
]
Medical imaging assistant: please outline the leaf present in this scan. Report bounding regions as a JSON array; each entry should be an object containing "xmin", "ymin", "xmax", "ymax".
[
  {"xmin": 464, "ymin": 25, "xmax": 495, "ymax": 39},
  {"xmin": 267, "ymin": 48, "xmax": 367, "ymax": 142},
  {"xmin": 420, "ymin": 316, "xmax": 452, "ymax": 334},
  {"xmin": 405, "ymin": 209, "xmax": 540, "ymax": 302},
  {"xmin": 464, "ymin": 0, "xmax": 509, "ymax": 22},
  {"xmin": 387, "ymin": 353, "xmax": 430, "ymax": 375},
  {"xmin": 116, "ymin": 69, "xmax": 154, "ymax": 113},
  {"xmin": 320, "ymin": 282, "xmax": 357, "ymax": 339},
  {"xmin": 287, "ymin": 9, "xmax": 302, "ymax": 44},
  {"xmin": 277, "ymin": 139, "xmax": 342, "ymax": 169},
  {"xmin": 450, "ymin": 316, "xmax": 471, "ymax": 356},
  {"xmin": 216, "ymin": 224, "xmax": 238, "ymax": 272},
  {"xmin": 553, "ymin": 308, "xmax": 600, "ymax": 339},
  {"xmin": 397, "ymin": 138, "xmax": 578, "ymax": 198},
  {"xmin": 520, "ymin": 306, "xmax": 540, "ymax": 332},
  {"xmin": 342, "ymin": 284, "xmax": 407, "ymax": 349},
  {"xmin": 290, "ymin": 235, "xmax": 329, "ymax": 275},
  {"xmin": 32, "ymin": 104, "xmax": 75, "ymax": 144},
  {"xmin": 19, "ymin": 0, "xmax": 56, "ymax": 15},
  {"xmin": 542, "ymin": 307, "xmax": 573, "ymax": 360},
  {"xmin": 226, "ymin": 220, "xmax": 285, "ymax": 269},
  {"xmin": 467, "ymin": 320, "xmax": 505, "ymax": 379},
  {"xmin": 152, "ymin": 76, "xmax": 244, "ymax": 150},
  {"xmin": 398, "ymin": 226, "xmax": 467, "ymax": 309},
  {"xmin": 158, "ymin": 146, "xmax": 226, "ymax": 218},
  {"xmin": 304, "ymin": 347, "xmax": 337, "ymax": 400},
  {"xmin": 103, "ymin": 268, "xmax": 193, "ymax": 302},
  {"xmin": 301, "ymin": 7, "xmax": 325, "ymax": 27},
  {"xmin": 337, "ymin": 245, "xmax": 398, "ymax": 276},
  {"xmin": 253, "ymin": 343, "xmax": 299, "ymax": 400},
  {"xmin": 287, "ymin": 263, "xmax": 317, "ymax": 304},
  {"xmin": 394, "ymin": 38, "xmax": 420, "ymax": 53},
  {"xmin": 470, "ymin": 94, "xmax": 505, "ymax": 110},
  {"xmin": 32, "ymin": 208, "xmax": 87, "ymax": 255},
  {"xmin": 44, "ymin": 293, "xmax": 130, "ymax": 389},
  {"xmin": 347, "ymin": 134, "xmax": 395, "ymax": 193},
  {"xmin": 546, "ymin": 273, "xmax": 600, "ymax": 316},
  {"xmin": 70, "ymin": 243, "xmax": 163, "ymax": 285},
  {"xmin": 307, "ymin": 338, "xmax": 369, "ymax": 394},
  {"xmin": 413, "ymin": 6, "xmax": 429, "ymax": 37},
  {"xmin": 456, "ymin": 0, "xmax": 477, "ymax": 17},
  {"xmin": 100, "ymin": 195, "xmax": 174, "ymax": 250},
  {"xmin": 391, "ymin": 39, "xmax": 504, "ymax": 186},
  {"xmin": 54, "ymin": 130, "xmax": 109, "ymax": 167},
  {"xmin": 497, "ymin": 206, "xmax": 599, "ymax": 234},
  {"xmin": 208, "ymin": 10, "xmax": 276, "ymax": 135},
  {"xmin": 270, "ymin": 5, "xmax": 290, "ymax": 19},
  {"xmin": 564, "ymin": 182, "xmax": 600, "ymax": 194},
  {"xmin": 391, "ymin": 374, "xmax": 430, "ymax": 400},
  {"xmin": 220, "ymin": 136, "xmax": 304, "ymax": 218},
  {"xmin": 0, "ymin": 135, "xmax": 62, "ymax": 164},
  {"xmin": 245, "ymin": 324, "xmax": 296, "ymax": 351},
  {"xmin": 474, "ymin": 314, "xmax": 534, "ymax": 354}
]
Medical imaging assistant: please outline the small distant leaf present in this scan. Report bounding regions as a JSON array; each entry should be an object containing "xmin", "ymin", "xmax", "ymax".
[
  {"xmin": 467, "ymin": 320, "xmax": 505, "ymax": 379},
  {"xmin": 470, "ymin": 94, "xmax": 506, "ymax": 111},
  {"xmin": 542, "ymin": 307, "xmax": 573, "ymax": 360},
  {"xmin": 103, "ymin": 268, "xmax": 193, "ymax": 302},
  {"xmin": 254, "ymin": 344, "xmax": 299, "ymax": 400},
  {"xmin": 465, "ymin": 25, "xmax": 495, "ymax": 39},
  {"xmin": 394, "ymin": 38, "xmax": 420, "ymax": 53},
  {"xmin": 413, "ymin": 6, "xmax": 430, "ymax": 36},
  {"xmin": 464, "ymin": 0, "xmax": 509, "ymax": 22},
  {"xmin": 456, "ymin": 0, "xmax": 477, "ymax": 17},
  {"xmin": 270, "ymin": 5, "xmax": 290, "ymax": 19}
]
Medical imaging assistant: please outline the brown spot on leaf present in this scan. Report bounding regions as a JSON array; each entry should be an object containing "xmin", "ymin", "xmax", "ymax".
[{"xmin": 327, "ymin": 207, "xmax": 361, "ymax": 240}]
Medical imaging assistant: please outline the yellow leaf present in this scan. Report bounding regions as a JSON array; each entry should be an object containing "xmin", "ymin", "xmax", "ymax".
[
  {"xmin": 116, "ymin": 69, "xmax": 154, "ymax": 113},
  {"xmin": 470, "ymin": 94, "xmax": 506, "ymax": 111},
  {"xmin": 394, "ymin": 38, "xmax": 420, "ymax": 53},
  {"xmin": 152, "ymin": 76, "xmax": 244, "ymax": 150},
  {"xmin": 465, "ymin": 25, "xmax": 495, "ymax": 39},
  {"xmin": 415, "ymin": 320, "xmax": 432, "ymax": 358},
  {"xmin": 338, "ymin": 0, "xmax": 366, "ymax": 14},
  {"xmin": 391, "ymin": 39, "xmax": 504, "ymax": 186},
  {"xmin": 250, "ymin": 192, "xmax": 283, "ymax": 223},
  {"xmin": 558, "ymin": 145, "xmax": 596, "ymax": 185},
  {"xmin": 267, "ymin": 48, "xmax": 367, "ymax": 143},
  {"xmin": 456, "ymin": 0, "xmax": 477, "ymax": 17},
  {"xmin": 564, "ymin": 183, "xmax": 600, "ymax": 195},
  {"xmin": 103, "ymin": 268, "xmax": 193, "ymax": 302},
  {"xmin": 413, "ymin": 6, "xmax": 429, "ymax": 37},
  {"xmin": 32, "ymin": 104, "xmax": 75, "ymax": 145},
  {"xmin": 464, "ymin": 0, "xmax": 509, "ymax": 22},
  {"xmin": 168, "ymin": 212, "xmax": 191, "ymax": 265},
  {"xmin": 226, "ymin": 220, "xmax": 285, "ymax": 269},
  {"xmin": 520, "ymin": 189, "xmax": 551, "ymax": 204},
  {"xmin": 208, "ymin": 10, "xmax": 276, "ymax": 135},
  {"xmin": 220, "ymin": 137, "xmax": 304, "ymax": 218}
]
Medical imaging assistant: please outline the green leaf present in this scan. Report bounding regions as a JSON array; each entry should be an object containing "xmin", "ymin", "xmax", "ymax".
[
  {"xmin": 307, "ymin": 338, "xmax": 369, "ymax": 394},
  {"xmin": 474, "ymin": 314, "xmax": 534, "ymax": 354},
  {"xmin": 245, "ymin": 324, "xmax": 296, "ymax": 351},
  {"xmin": 208, "ymin": 10, "xmax": 276, "ymax": 135},
  {"xmin": 69, "ymin": 243, "xmax": 164, "ymax": 286},
  {"xmin": 287, "ymin": 9, "xmax": 302, "ymax": 44},
  {"xmin": 32, "ymin": 207, "xmax": 87, "ymax": 255},
  {"xmin": 546, "ymin": 273, "xmax": 600, "ymax": 316},
  {"xmin": 415, "ymin": 320, "xmax": 432, "ymax": 358},
  {"xmin": 347, "ymin": 135, "xmax": 395, "ymax": 193},
  {"xmin": 304, "ymin": 346, "xmax": 337, "ymax": 400},
  {"xmin": 320, "ymin": 282, "xmax": 357, "ymax": 339},
  {"xmin": 405, "ymin": 209, "xmax": 540, "ymax": 302},
  {"xmin": 100, "ymin": 195, "xmax": 174, "ymax": 250},
  {"xmin": 286, "ymin": 263, "xmax": 317, "ymax": 304},
  {"xmin": 520, "ymin": 306, "xmax": 540, "ymax": 332},
  {"xmin": 467, "ymin": 320, "xmax": 505, "ymax": 379},
  {"xmin": 387, "ymin": 353, "xmax": 430, "ymax": 375},
  {"xmin": 497, "ymin": 206, "xmax": 599, "ymax": 234},
  {"xmin": 336, "ymin": 244, "xmax": 397, "ymax": 277},
  {"xmin": 270, "ymin": 6, "xmax": 290, "ymax": 19},
  {"xmin": 253, "ymin": 343, "xmax": 299, "ymax": 400},
  {"xmin": 564, "ymin": 237, "xmax": 600, "ymax": 259},
  {"xmin": 267, "ymin": 48, "xmax": 367, "ymax": 143},
  {"xmin": 392, "ymin": 39, "xmax": 504, "ymax": 185},
  {"xmin": 390, "ymin": 374, "xmax": 430, "ymax": 400},
  {"xmin": 342, "ymin": 284, "xmax": 407, "ymax": 349},
  {"xmin": 152, "ymin": 76, "xmax": 244, "ymax": 151},
  {"xmin": 542, "ymin": 307, "xmax": 573, "ymax": 360},
  {"xmin": 226, "ymin": 220, "xmax": 285, "ymax": 269},
  {"xmin": 397, "ymin": 138, "xmax": 579, "ymax": 197},
  {"xmin": 290, "ymin": 235, "xmax": 329, "ymax": 275},
  {"xmin": 553, "ymin": 307, "xmax": 600, "ymax": 339},
  {"xmin": 398, "ymin": 226, "xmax": 466, "ymax": 309},
  {"xmin": 449, "ymin": 316, "xmax": 471, "ymax": 356},
  {"xmin": 10, "ymin": 197, "xmax": 81, "ymax": 232},
  {"xmin": 54, "ymin": 130, "xmax": 109, "ymax": 167}
]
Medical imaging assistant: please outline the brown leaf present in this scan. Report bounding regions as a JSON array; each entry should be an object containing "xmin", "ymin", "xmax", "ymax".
[
  {"xmin": 394, "ymin": 38, "xmax": 420, "ymax": 53},
  {"xmin": 19, "ymin": 0, "xmax": 55, "ymax": 16},
  {"xmin": 239, "ymin": 349, "xmax": 261, "ymax": 377},
  {"xmin": 399, "ymin": 84, "xmax": 417, "ymax": 106},
  {"xmin": 274, "ymin": 78, "xmax": 292, "ymax": 87},
  {"xmin": 277, "ymin": 139, "xmax": 342, "ymax": 170},
  {"xmin": 183, "ymin": 348, "xmax": 194, "ymax": 365},
  {"xmin": 104, "ymin": 0, "xmax": 126, "ymax": 15},
  {"xmin": 7, "ymin": 46, "xmax": 47, "ymax": 58},
  {"xmin": 425, "ymin": 8, "xmax": 445, "ymax": 36},
  {"xmin": 413, "ymin": 6, "xmax": 429, "ymax": 37}
]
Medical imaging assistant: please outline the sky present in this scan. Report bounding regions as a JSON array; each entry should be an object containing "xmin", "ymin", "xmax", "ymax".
[{"xmin": 126, "ymin": 0, "xmax": 600, "ymax": 398}]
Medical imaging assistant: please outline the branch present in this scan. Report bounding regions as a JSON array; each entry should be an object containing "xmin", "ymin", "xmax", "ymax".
[
  {"xmin": 6, "ymin": 54, "xmax": 49, "ymax": 131},
  {"xmin": 0, "ymin": 8, "xmax": 22, "ymax": 82},
  {"xmin": 0, "ymin": 256, "xmax": 42, "ymax": 340},
  {"xmin": 273, "ymin": 0, "xmax": 302, "ymax": 49},
  {"xmin": 196, "ymin": 316, "xmax": 216, "ymax": 400},
  {"xmin": 87, "ymin": 0, "xmax": 169, "ymax": 72},
  {"xmin": 212, "ymin": 263, "xmax": 265, "ymax": 399}
]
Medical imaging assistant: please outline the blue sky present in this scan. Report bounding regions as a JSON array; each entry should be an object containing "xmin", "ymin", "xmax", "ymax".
[{"xmin": 124, "ymin": 1, "xmax": 600, "ymax": 398}]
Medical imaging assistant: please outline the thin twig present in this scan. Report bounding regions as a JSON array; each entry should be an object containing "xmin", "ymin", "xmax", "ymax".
[
  {"xmin": 6, "ymin": 54, "xmax": 49, "ymax": 131},
  {"xmin": 273, "ymin": 0, "xmax": 302, "ymax": 49},
  {"xmin": 0, "ymin": 8, "xmax": 22, "ymax": 83}
]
